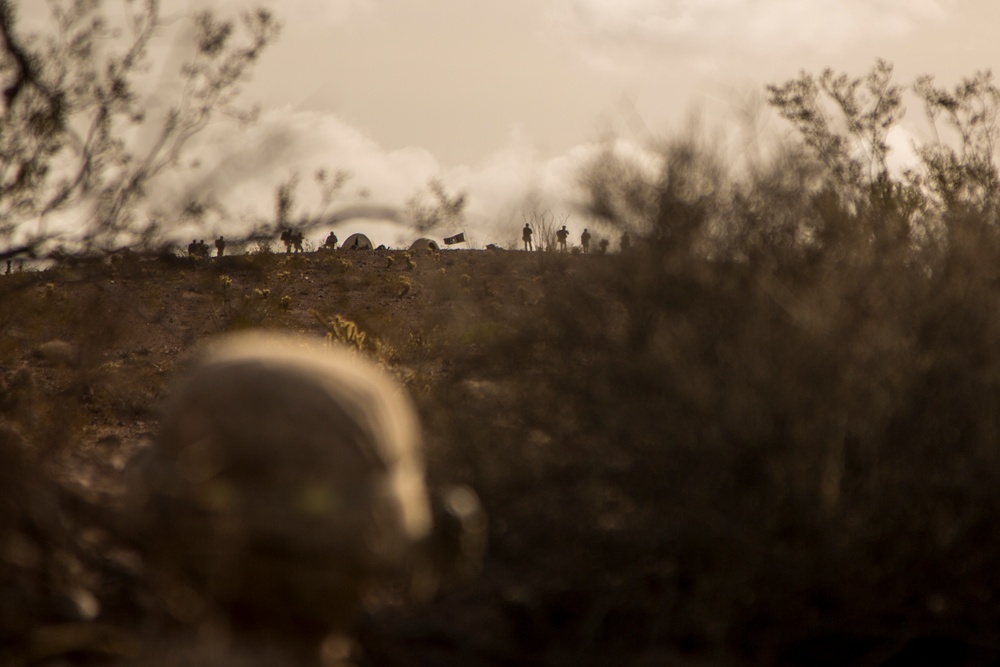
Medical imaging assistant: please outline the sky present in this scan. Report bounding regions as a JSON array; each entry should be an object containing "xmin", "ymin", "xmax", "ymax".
[{"xmin": 16, "ymin": 0, "xmax": 1000, "ymax": 248}]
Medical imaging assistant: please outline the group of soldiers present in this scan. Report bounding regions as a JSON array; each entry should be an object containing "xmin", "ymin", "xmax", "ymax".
[
  {"xmin": 187, "ymin": 237, "xmax": 226, "ymax": 258},
  {"xmin": 522, "ymin": 224, "xmax": 615, "ymax": 253},
  {"xmin": 280, "ymin": 229, "xmax": 306, "ymax": 254},
  {"xmin": 281, "ymin": 229, "xmax": 372, "ymax": 253},
  {"xmin": 182, "ymin": 225, "xmax": 629, "ymax": 259},
  {"xmin": 289, "ymin": 231, "xmax": 347, "ymax": 251},
  {"xmin": 185, "ymin": 229, "xmax": 340, "ymax": 259}
]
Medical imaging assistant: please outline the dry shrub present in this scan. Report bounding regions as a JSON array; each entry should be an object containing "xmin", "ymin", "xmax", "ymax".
[{"xmin": 411, "ymin": 130, "xmax": 1000, "ymax": 664}]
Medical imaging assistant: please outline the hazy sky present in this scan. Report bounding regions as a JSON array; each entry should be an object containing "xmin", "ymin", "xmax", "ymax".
[
  {"xmin": 244, "ymin": 0, "xmax": 1000, "ymax": 155},
  {"xmin": 226, "ymin": 0, "xmax": 997, "ymax": 245},
  {"xmin": 19, "ymin": 0, "xmax": 1000, "ymax": 246},
  {"xmin": 247, "ymin": 0, "xmax": 989, "ymax": 164}
]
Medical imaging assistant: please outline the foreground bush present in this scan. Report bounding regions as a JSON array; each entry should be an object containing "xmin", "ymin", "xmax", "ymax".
[{"xmin": 413, "ymin": 62, "xmax": 1000, "ymax": 664}]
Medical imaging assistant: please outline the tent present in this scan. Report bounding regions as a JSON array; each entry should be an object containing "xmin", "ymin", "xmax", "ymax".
[
  {"xmin": 408, "ymin": 238, "xmax": 440, "ymax": 252},
  {"xmin": 341, "ymin": 233, "xmax": 374, "ymax": 250}
]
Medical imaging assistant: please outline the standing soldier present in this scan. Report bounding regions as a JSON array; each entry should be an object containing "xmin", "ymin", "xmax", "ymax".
[
  {"xmin": 324, "ymin": 231, "xmax": 338, "ymax": 250},
  {"xmin": 215, "ymin": 236, "xmax": 226, "ymax": 257},
  {"xmin": 556, "ymin": 225, "xmax": 569, "ymax": 252},
  {"xmin": 522, "ymin": 224, "xmax": 534, "ymax": 251},
  {"xmin": 581, "ymin": 228, "xmax": 591, "ymax": 254},
  {"xmin": 292, "ymin": 231, "xmax": 304, "ymax": 254},
  {"xmin": 281, "ymin": 228, "xmax": 292, "ymax": 254},
  {"xmin": 187, "ymin": 239, "xmax": 198, "ymax": 257}
]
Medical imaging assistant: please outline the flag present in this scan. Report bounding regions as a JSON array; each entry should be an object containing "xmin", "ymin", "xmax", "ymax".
[{"xmin": 443, "ymin": 232, "xmax": 465, "ymax": 245}]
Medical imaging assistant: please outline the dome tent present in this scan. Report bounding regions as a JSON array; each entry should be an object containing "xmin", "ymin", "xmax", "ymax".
[
  {"xmin": 408, "ymin": 238, "xmax": 440, "ymax": 252},
  {"xmin": 341, "ymin": 233, "xmax": 374, "ymax": 250}
]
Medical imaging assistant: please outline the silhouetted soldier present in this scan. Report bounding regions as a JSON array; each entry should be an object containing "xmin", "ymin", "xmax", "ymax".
[
  {"xmin": 621, "ymin": 232, "xmax": 631, "ymax": 252},
  {"xmin": 215, "ymin": 236, "xmax": 226, "ymax": 257},
  {"xmin": 324, "ymin": 231, "xmax": 338, "ymax": 250},
  {"xmin": 556, "ymin": 225, "xmax": 569, "ymax": 251},
  {"xmin": 598, "ymin": 238, "xmax": 610, "ymax": 254},
  {"xmin": 199, "ymin": 240, "xmax": 210, "ymax": 258},
  {"xmin": 292, "ymin": 231, "xmax": 304, "ymax": 253},
  {"xmin": 280, "ymin": 228, "xmax": 292, "ymax": 253},
  {"xmin": 522, "ymin": 224, "xmax": 533, "ymax": 251},
  {"xmin": 581, "ymin": 228, "xmax": 591, "ymax": 253},
  {"xmin": 187, "ymin": 239, "xmax": 198, "ymax": 257}
]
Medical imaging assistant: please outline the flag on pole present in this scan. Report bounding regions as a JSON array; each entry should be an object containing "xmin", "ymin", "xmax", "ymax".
[{"xmin": 443, "ymin": 232, "xmax": 465, "ymax": 245}]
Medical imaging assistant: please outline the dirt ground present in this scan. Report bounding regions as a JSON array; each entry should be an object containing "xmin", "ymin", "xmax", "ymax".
[
  {"xmin": 0, "ymin": 248, "xmax": 622, "ymax": 666},
  {"xmin": 3, "ymin": 245, "xmax": 1000, "ymax": 666}
]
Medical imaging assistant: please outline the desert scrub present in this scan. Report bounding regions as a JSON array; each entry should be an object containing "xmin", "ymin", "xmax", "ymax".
[
  {"xmin": 317, "ymin": 253, "xmax": 352, "ymax": 274},
  {"xmin": 282, "ymin": 253, "xmax": 310, "ymax": 268},
  {"xmin": 312, "ymin": 311, "xmax": 398, "ymax": 370},
  {"xmin": 316, "ymin": 312, "xmax": 367, "ymax": 351},
  {"xmin": 393, "ymin": 275, "xmax": 415, "ymax": 298},
  {"xmin": 249, "ymin": 240, "xmax": 275, "ymax": 256},
  {"xmin": 410, "ymin": 64, "xmax": 1000, "ymax": 663},
  {"xmin": 210, "ymin": 276, "xmax": 277, "ymax": 331},
  {"xmin": 370, "ymin": 272, "xmax": 415, "ymax": 298}
]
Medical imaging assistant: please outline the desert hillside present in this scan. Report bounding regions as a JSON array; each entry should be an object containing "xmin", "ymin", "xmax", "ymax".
[
  {"xmin": 4, "ymin": 3, "xmax": 1000, "ymax": 663},
  {"xmin": 3, "ymin": 243, "xmax": 1000, "ymax": 666},
  {"xmin": 2, "ymin": 247, "xmax": 540, "ymax": 498}
]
